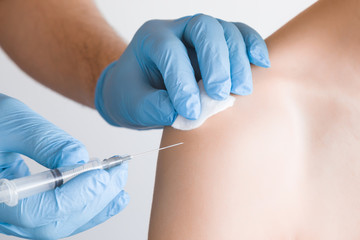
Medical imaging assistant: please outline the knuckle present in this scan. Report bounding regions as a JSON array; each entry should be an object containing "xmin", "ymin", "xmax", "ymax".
[
  {"xmin": 139, "ymin": 19, "xmax": 160, "ymax": 32},
  {"xmin": 185, "ymin": 14, "xmax": 223, "ymax": 43},
  {"xmin": 191, "ymin": 13, "xmax": 212, "ymax": 24},
  {"xmin": 223, "ymin": 22, "xmax": 239, "ymax": 36},
  {"xmin": 135, "ymin": 20, "xmax": 164, "ymax": 48},
  {"xmin": 188, "ymin": 13, "xmax": 218, "ymax": 31}
]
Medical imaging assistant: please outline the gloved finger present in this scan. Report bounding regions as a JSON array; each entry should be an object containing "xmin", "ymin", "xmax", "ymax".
[
  {"xmin": 0, "ymin": 94, "xmax": 89, "ymax": 169},
  {"xmin": 183, "ymin": 14, "xmax": 231, "ymax": 100},
  {"xmin": 146, "ymin": 31, "xmax": 200, "ymax": 120},
  {"xmin": 71, "ymin": 190, "xmax": 129, "ymax": 236},
  {"xmin": 0, "ymin": 169, "xmax": 111, "ymax": 227},
  {"xmin": 232, "ymin": 22, "xmax": 270, "ymax": 68},
  {"xmin": 0, "ymin": 152, "xmax": 30, "ymax": 179},
  {"xmin": 218, "ymin": 20, "xmax": 253, "ymax": 95}
]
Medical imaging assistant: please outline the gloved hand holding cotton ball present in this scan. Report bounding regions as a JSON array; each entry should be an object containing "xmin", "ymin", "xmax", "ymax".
[{"xmin": 95, "ymin": 14, "xmax": 270, "ymax": 129}]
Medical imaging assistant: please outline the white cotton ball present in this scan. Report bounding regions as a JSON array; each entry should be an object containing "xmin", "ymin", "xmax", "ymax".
[{"xmin": 172, "ymin": 80, "xmax": 236, "ymax": 131}]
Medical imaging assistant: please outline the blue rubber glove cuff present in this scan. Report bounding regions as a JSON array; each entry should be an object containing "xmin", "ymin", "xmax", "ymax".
[{"xmin": 95, "ymin": 61, "xmax": 119, "ymax": 127}]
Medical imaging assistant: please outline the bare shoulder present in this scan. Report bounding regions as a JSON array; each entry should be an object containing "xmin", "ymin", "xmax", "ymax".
[{"xmin": 149, "ymin": 76, "xmax": 306, "ymax": 240}]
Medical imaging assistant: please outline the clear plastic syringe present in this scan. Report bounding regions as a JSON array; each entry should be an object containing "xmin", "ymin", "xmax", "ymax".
[{"xmin": 0, "ymin": 142, "xmax": 183, "ymax": 206}]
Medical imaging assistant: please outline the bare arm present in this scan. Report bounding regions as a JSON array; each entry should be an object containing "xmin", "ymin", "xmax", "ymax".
[
  {"xmin": 0, "ymin": 0, "xmax": 126, "ymax": 107},
  {"xmin": 149, "ymin": 79, "xmax": 301, "ymax": 239},
  {"xmin": 149, "ymin": 0, "xmax": 360, "ymax": 239}
]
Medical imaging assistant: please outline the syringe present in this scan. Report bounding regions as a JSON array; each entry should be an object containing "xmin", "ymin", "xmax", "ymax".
[{"xmin": 0, "ymin": 142, "xmax": 183, "ymax": 206}]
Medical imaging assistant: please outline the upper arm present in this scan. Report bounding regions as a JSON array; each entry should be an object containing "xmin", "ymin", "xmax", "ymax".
[{"xmin": 148, "ymin": 80, "xmax": 304, "ymax": 239}]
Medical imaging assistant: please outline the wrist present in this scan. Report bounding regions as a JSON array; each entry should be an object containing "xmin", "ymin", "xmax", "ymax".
[{"xmin": 78, "ymin": 34, "xmax": 126, "ymax": 108}]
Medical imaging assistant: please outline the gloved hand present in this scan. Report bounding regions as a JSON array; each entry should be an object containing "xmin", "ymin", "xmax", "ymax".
[
  {"xmin": 0, "ymin": 94, "xmax": 129, "ymax": 239},
  {"xmin": 95, "ymin": 14, "xmax": 270, "ymax": 129}
]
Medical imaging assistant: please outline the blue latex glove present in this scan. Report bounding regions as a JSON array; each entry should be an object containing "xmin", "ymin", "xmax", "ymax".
[
  {"xmin": 0, "ymin": 94, "xmax": 129, "ymax": 239},
  {"xmin": 95, "ymin": 14, "xmax": 270, "ymax": 129}
]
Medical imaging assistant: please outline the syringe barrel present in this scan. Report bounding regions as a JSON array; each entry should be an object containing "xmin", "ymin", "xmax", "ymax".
[
  {"xmin": 0, "ymin": 158, "xmax": 119, "ymax": 206},
  {"xmin": 58, "ymin": 159, "xmax": 103, "ymax": 183},
  {"xmin": 0, "ymin": 171, "xmax": 56, "ymax": 206}
]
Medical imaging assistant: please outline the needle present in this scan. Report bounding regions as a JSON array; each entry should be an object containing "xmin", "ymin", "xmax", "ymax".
[{"xmin": 131, "ymin": 142, "xmax": 184, "ymax": 158}]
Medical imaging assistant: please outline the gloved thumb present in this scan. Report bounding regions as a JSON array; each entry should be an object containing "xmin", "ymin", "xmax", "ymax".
[{"xmin": 0, "ymin": 94, "xmax": 89, "ymax": 169}]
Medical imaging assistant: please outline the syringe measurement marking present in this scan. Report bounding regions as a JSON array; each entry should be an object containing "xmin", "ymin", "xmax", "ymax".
[{"xmin": 61, "ymin": 161, "xmax": 103, "ymax": 183}]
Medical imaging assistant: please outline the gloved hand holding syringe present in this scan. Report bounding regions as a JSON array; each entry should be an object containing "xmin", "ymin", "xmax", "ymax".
[{"xmin": 0, "ymin": 142, "xmax": 183, "ymax": 207}]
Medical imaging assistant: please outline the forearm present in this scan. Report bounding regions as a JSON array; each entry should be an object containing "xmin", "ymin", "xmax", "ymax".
[{"xmin": 0, "ymin": 0, "xmax": 126, "ymax": 107}]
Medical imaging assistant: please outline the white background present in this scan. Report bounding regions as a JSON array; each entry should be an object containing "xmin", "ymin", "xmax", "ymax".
[{"xmin": 1, "ymin": 0, "xmax": 316, "ymax": 239}]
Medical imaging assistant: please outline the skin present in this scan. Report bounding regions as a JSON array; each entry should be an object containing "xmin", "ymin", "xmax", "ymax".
[
  {"xmin": 0, "ymin": 0, "xmax": 126, "ymax": 107},
  {"xmin": 149, "ymin": 0, "xmax": 360, "ymax": 239}
]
